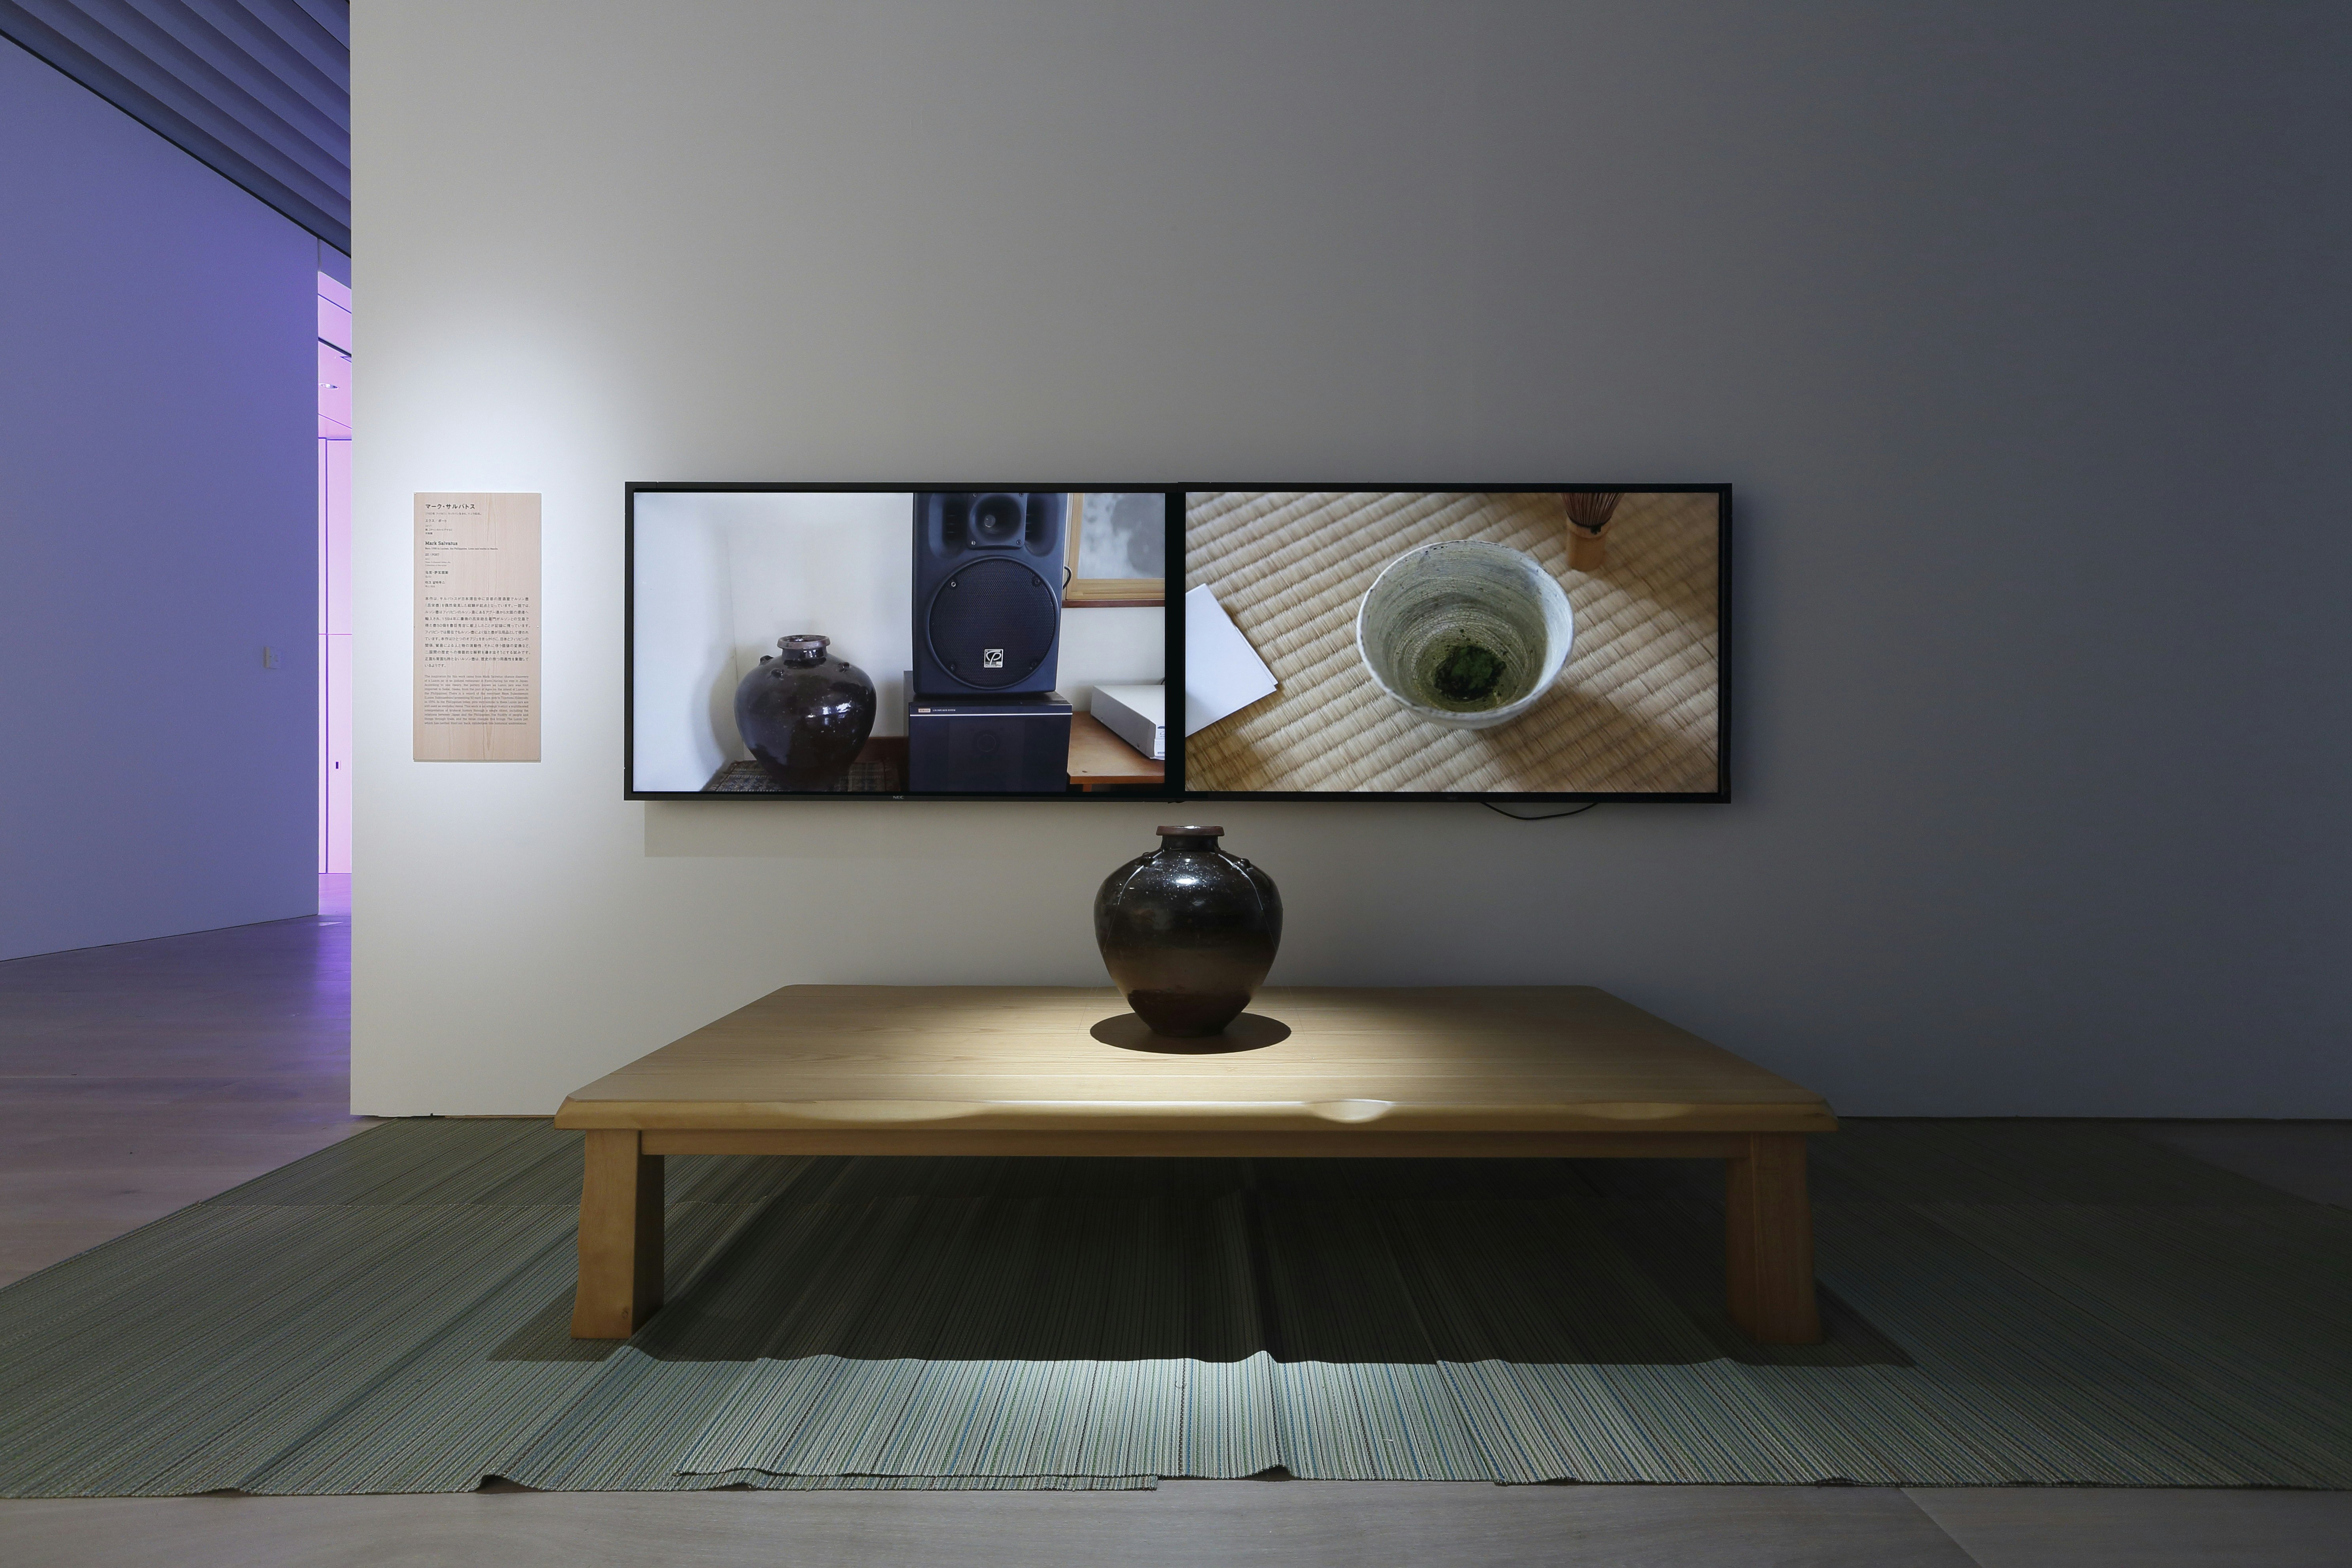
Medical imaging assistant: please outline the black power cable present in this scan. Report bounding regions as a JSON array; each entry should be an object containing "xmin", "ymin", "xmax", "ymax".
[{"xmin": 1480, "ymin": 801, "xmax": 1600, "ymax": 822}]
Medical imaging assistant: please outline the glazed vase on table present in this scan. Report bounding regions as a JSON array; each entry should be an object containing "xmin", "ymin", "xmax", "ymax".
[
  {"xmin": 733, "ymin": 634, "xmax": 877, "ymax": 791},
  {"xmin": 1094, "ymin": 826, "xmax": 1282, "ymax": 1038}
]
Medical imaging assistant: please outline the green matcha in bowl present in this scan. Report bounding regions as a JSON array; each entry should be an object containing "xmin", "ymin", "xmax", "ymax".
[{"xmin": 1354, "ymin": 540, "xmax": 1574, "ymax": 730}]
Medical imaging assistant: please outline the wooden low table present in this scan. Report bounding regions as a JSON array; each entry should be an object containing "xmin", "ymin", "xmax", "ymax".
[{"xmin": 553, "ymin": 985, "xmax": 1837, "ymax": 1343}]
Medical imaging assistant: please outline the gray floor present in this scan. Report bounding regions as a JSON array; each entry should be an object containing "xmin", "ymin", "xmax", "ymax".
[
  {"xmin": 2130, "ymin": 1120, "xmax": 2352, "ymax": 1210},
  {"xmin": 0, "ymin": 881, "xmax": 2346, "ymax": 1566},
  {"xmin": 0, "ymin": 875, "xmax": 370, "ymax": 1289}
]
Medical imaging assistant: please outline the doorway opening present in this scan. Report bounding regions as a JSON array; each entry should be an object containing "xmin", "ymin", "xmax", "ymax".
[{"xmin": 318, "ymin": 274, "xmax": 352, "ymax": 910}]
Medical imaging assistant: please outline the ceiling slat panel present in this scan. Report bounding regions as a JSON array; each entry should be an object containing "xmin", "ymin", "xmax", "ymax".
[
  {"xmin": 85, "ymin": 0, "xmax": 347, "ymax": 182},
  {"xmin": 283, "ymin": 0, "xmax": 339, "ymax": 50},
  {"xmin": 160, "ymin": 0, "xmax": 349, "ymax": 133},
  {"xmin": 185, "ymin": 0, "xmax": 345, "ymax": 99},
  {"xmin": 0, "ymin": 0, "xmax": 349, "ymax": 252}
]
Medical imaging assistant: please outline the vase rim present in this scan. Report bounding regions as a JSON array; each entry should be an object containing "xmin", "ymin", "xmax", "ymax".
[
  {"xmin": 776, "ymin": 633, "xmax": 830, "ymax": 665},
  {"xmin": 1155, "ymin": 824, "xmax": 1224, "ymax": 837}
]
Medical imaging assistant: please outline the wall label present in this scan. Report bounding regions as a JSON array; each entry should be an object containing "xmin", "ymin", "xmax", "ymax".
[{"xmin": 414, "ymin": 492, "xmax": 540, "ymax": 761}]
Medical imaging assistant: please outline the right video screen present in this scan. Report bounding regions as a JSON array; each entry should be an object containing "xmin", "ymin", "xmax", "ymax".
[{"xmin": 1182, "ymin": 489, "xmax": 1726, "ymax": 799}]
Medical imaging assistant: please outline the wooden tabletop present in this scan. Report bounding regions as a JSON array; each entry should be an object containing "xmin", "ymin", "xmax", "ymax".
[
  {"xmin": 553, "ymin": 986, "xmax": 1835, "ymax": 1136},
  {"xmin": 1065, "ymin": 712, "xmax": 1164, "ymax": 788}
]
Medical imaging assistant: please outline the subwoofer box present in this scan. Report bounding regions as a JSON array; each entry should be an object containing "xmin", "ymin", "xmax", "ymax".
[
  {"xmin": 911, "ymin": 492, "xmax": 1068, "ymax": 697},
  {"xmin": 904, "ymin": 674, "xmax": 1074, "ymax": 794}
]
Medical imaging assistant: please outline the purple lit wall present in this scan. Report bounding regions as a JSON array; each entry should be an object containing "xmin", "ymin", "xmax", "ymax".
[{"xmin": 0, "ymin": 40, "xmax": 319, "ymax": 959}]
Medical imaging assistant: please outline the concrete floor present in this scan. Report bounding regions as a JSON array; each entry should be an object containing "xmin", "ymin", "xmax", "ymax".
[{"xmin": 0, "ymin": 886, "xmax": 2346, "ymax": 1567}]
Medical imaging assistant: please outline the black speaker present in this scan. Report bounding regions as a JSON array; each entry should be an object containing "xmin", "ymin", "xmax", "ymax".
[
  {"xmin": 911, "ymin": 492, "xmax": 1067, "ymax": 696},
  {"xmin": 904, "ymin": 674, "xmax": 1074, "ymax": 793}
]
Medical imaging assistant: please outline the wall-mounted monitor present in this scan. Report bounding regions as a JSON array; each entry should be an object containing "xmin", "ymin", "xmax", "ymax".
[
  {"xmin": 627, "ymin": 485, "xmax": 1180, "ymax": 799},
  {"xmin": 1181, "ymin": 487, "xmax": 1727, "ymax": 802},
  {"xmin": 625, "ymin": 483, "xmax": 1725, "ymax": 804}
]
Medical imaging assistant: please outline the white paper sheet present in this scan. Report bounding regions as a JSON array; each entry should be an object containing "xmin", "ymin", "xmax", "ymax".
[
  {"xmin": 414, "ymin": 492, "xmax": 540, "ymax": 761},
  {"xmin": 1183, "ymin": 585, "xmax": 1278, "ymax": 736}
]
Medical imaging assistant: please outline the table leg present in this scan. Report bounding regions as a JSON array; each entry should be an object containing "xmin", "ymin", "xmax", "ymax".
[
  {"xmin": 1724, "ymin": 1132, "xmax": 1822, "ymax": 1344},
  {"xmin": 570, "ymin": 1128, "xmax": 664, "ymax": 1339}
]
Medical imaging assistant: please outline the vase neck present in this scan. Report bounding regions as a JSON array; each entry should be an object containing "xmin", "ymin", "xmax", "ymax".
[
  {"xmin": 1156, "ymin": 824, "xmax": 1225, "ymax": 852},
  {"xmin": 776, "ymin": 634, "xmax": 829, "ymax": 667}
]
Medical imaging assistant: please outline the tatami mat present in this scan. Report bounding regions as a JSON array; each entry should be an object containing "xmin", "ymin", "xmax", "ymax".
[
  {"xmin": 1184, "ymin": 491, "xmax": 1719, "ymax": 794},
  {"xmin": 0, "ymin": 1121, "xmax": 2346, "ymax": 1496}
]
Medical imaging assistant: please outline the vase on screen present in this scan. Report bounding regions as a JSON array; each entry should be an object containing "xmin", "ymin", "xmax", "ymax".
[
  {"xmin": 1094, "ymin": 826, "xmax": 1282, "ymax": 1038},
  {"xmin": 733, "ymin": 634, "xmax": 877, "ymax": 791}
]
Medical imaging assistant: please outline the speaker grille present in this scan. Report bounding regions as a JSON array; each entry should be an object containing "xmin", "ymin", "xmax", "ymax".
[{"xmin": 926, "ymin": 556, "xmax": 1057, "ymax": 688}]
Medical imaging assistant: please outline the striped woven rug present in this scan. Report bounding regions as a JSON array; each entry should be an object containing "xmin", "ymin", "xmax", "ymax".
[{"xmin": 0, "ymin": 1120, "xmax": 2346, "ymax": 1496}]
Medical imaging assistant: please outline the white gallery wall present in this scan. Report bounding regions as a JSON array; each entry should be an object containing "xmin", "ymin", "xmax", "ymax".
[{"xmin": 351, "ymin": 1, "xmax": 2352, "ymax": 1117}]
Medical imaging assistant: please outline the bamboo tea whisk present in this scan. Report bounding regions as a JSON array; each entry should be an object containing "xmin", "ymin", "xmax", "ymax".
[{"xmin": 1564, "ymin": 492, "xmax": 1623, "ymax": 572}]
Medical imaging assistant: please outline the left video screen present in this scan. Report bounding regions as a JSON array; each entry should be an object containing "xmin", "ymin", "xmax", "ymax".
[{"xmin": 627, "ymin": 488, "xmax": 1177, "ymax": 798}]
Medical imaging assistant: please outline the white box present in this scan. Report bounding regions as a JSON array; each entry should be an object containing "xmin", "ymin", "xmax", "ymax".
[{"xmin": 1091, "ymin": 683, "xmax": 1166, "ymax": 761}]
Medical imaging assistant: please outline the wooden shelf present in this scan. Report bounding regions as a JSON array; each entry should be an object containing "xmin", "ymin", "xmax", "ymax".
[{"xmin": 1066, "ymin": 710, "xmax": 1163, "ymax": 790}]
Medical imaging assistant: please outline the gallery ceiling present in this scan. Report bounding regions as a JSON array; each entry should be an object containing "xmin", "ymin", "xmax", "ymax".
[{"xmin": 0, "ymin": 0, "xmax": 348, "ymax": 252}]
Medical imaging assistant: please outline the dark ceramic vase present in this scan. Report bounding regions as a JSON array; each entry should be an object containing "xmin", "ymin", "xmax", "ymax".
[
  {"xmin": 1094, "ymin": 826, "xmax": 1282, "ymax": 1037},
  {"xmin": 733, "ymin": 634, "xmax": 877, "ymax": 791}
]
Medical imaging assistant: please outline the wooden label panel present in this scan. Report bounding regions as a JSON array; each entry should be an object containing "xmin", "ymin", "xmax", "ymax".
[{"xmin": 413, "ymin": 492, "xmax": 540, "ymax": 761}]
